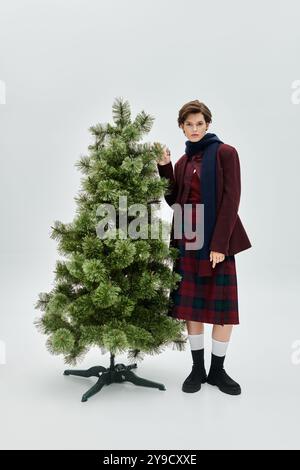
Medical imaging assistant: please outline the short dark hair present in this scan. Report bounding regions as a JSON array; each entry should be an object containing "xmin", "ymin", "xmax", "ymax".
[{"xmin": 177, "ymin": 100, "xmax": 212, "ymax": 127}]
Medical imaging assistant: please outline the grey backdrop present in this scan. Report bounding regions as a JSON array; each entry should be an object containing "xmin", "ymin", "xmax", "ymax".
[{"xmin": 0, "ymin": 0, "xmax": 299, "ymax": 450}]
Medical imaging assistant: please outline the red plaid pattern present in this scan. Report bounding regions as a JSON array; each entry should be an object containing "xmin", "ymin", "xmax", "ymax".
[
  {"xmin": 168, "ymin": 158, "xmax": 239, "ymax": 325},
  {"xmin": 168, "ymin": 243, "xmax": 239, "ymax": 325}
]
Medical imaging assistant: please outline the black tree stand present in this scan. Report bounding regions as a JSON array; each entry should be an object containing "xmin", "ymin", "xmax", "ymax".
[{"xmin": 63, "ymin": 352, "xmax": 166, "ymax": 402}]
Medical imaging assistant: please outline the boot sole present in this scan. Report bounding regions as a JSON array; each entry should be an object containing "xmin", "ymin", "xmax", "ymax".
[
  {"xmin": 206, "ymin": 379, "xmax": 241, "ymax": 395},
  {"xmin": 182, "ymin": 378, "xmax": 207, "ymax": 393}
]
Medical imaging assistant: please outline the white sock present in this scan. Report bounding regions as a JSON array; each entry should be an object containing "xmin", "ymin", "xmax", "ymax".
[
  {"xmin": 212, "ymin": 338, "xmax": 229, "ymax": 357},
  {"xmin": 188, "ymin": 333, "xmax": 204, "ymax": 350}
]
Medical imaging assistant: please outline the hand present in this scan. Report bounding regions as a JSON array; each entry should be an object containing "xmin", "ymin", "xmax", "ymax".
[
  {"xmin": 154, "ymin": 142, "xmax": 171, "ymax": 166},
  {"xmin": 210, "ymin": 251, "xmax": 225, "ymax": 268}
]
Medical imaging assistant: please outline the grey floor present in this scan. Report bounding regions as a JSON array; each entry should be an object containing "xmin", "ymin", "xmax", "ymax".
[{"xmin": 0, "ymin": 257, "xmax": 299, "ymax": 450}]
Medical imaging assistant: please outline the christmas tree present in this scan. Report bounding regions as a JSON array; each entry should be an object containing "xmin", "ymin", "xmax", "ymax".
[{"xmin": 34, "ymin": 97, "xmax": 186, "ymax": 401}]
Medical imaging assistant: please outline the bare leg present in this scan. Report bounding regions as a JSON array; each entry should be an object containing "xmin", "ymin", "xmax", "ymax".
[
  {"xmin": 186, "ymin": 320, "xmax": 204, "ymax": 335},
  {"xmin": 212, "ymin": 324, "xmax": 233, "ymax": 342}
]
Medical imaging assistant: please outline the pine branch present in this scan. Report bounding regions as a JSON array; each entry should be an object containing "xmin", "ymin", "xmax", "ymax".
[
  {"xmin": 112, "ymin": 96, "xmax": 131, "ymax": 127},
  {"xmin": 133, "ymin": 110, "xmax": 155, "ymax": 134}
]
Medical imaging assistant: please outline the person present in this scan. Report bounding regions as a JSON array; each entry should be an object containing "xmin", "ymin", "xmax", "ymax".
[{"xmin": 157, "ymin": 100, "xmax": 252, "ymax": 395}]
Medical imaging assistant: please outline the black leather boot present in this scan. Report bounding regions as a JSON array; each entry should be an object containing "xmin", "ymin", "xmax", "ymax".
[
  {"xmin": 206, "ymin": 353, "xmax": 241, "ymax": 395},
  {"xmin": 182, "ymin": 349, "xmax": 207, "ymax": 393}
]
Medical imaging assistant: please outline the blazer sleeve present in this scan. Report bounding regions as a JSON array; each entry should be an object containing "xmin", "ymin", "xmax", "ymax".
[
  {"xmin": 157, "ymin": 161, "xmax": 179, "ymax": 207},
  {"xmin": 209, "ymin": 146, "xmax": 241, "ymax": 254}
]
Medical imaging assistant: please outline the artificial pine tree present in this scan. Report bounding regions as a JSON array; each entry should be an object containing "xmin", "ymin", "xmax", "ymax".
[{"xmin": 35, "ymin": 97, "xmax": 186, "ymax": 402}]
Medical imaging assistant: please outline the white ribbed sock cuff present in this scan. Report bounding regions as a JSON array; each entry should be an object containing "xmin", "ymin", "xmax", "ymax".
[
  {"xmin": 212, "ymin": 338, "xmax": 229, "ymax": 357},
  {"xmin": 188, "ymin": 333, "xmax": 204, "ymax": 350}
]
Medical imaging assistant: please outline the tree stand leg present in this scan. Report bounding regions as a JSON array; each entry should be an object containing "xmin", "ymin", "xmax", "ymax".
[{"xmin": 63, "ymin": 352, "xmax": 166, "ymax": 402}]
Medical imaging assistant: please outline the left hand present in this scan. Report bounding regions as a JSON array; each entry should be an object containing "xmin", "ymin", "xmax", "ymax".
[{"xmin": 210, "ymin": 251, "xmax": 225, "ymax": 268}]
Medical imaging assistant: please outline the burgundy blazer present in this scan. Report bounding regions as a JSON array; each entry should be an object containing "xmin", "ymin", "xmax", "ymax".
[{"xmin": 157, "ymin": 143, "xmax": 252, "ymax": 256}]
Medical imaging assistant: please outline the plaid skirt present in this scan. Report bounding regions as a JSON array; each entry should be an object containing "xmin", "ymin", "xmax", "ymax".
[{"xmin": 168, "ymin": 204, "xmax": 239, "ymax": 325}]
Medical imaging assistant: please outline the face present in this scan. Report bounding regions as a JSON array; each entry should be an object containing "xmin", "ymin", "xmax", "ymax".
[{"xmin": 180, "ymin": 112, "xmax": 209, "ymax": 141}]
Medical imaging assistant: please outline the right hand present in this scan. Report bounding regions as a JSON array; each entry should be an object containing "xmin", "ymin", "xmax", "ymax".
[{"xmin": 156, "ymin": 144, "xmax": 171, "ymax": 166}]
